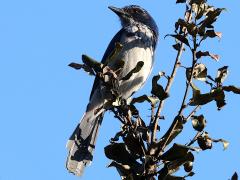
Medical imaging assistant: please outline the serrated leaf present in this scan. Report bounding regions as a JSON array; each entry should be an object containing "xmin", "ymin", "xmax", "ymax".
[
  {"xmin": 121, "ymin": 61, "xmax": 144, "ymax": 81},
  {"xmin": 191, "ymin": 115, "xmax": 207, "ymax": 131}
]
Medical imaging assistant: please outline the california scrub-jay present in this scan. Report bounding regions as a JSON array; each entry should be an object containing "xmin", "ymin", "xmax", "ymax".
[{"xmin": 66, "ymin": 5, "xmax": 159, "ymax": 176}]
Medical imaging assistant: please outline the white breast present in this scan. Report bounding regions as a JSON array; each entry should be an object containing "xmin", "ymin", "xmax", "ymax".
[
  {"xmin": 119, "ymin": 46, "xmax": 153, "ymax": 99},
  {"xmin": 116, "ymin": 24, "xmax": 155, "ymax": 99}
]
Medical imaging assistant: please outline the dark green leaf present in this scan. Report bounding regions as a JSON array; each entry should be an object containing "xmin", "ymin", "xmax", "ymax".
[
  {"xmin": 151, "ymin": 74, "xmax": 169, "ymax": 100},
  {"xmin": 190, "ymin": 0, "xmax": 206, "ymax": 5},
  {"xmin": 123, "ymin": 133, "xmax": 144, "ymax": 156},
  {"xmin": 223, "ymin": 85, "xmax": 240, "ymax": 94},
  {"xmin": 104, "ymin": 143, "xmax": 137, "ymax": 165},
  {"xmin": 165, "ymin": 34, "xmax": 190, "ymax": 47},
  {"xmin": 175, "ymin": 19, "xmax": 198, "ymax": 36},
  {"xmin": 191, "ymin": 115, "xmax": 207, "ymax": 131},
  {"xmin": 186, "ymin": 63, "xmax": 207, "ymax": 81},
  {"xmin": 172, "ymin": 43, "xmax": 181, "ymax": 51},
  {"xmin": 166, "ymin": 152, "xmax": 195, "ymax": 176},
  {"xmin": 129, "ymin": 104, "xmax": 139, "ymax": 118},
  {"xmin": 110, "ymin": 130, "xmax": 126, "ymax": 142},
  {"xmin": 189, "ymin": 83, "xmax": 214, "ymax": 106},
  {"xmin": 160, "ymin": 143, "xmax": 192, "ymax": 161},
  {"xmin": 199, "ymin": 8, "xmax": 226, "ymax": 29},
  {"xmin": 131, "ymin": 95, "xmax": 159, "ymax": 105},
  {"xmin": 191, "ymin": 2, "xmax": 215, "ymax": 20},
  {"xmin": 184, "ymin": 172, "xmax": 195, "ymax": 178},
  {"xmin": 212, "ymin": 88, "xmax": 226, "ymax": 110},
  {"xmin": 82, "ymin": 54, "xmax": 103, "ymax": 73},
  {"xmin": 184, "ymin": 161, "xmax": 193, "ymax": 172},
  {"xmin": 164, "ymin": 175, "xmax": 185, "ymax": 180},
  {"xmin": 68, "ymin": 62, "xmax": 95, "ymax": 75},
  {"xmin": 189, "ymin": 83, "xmax": 226, "ymax": 109},
  {"xmin": 176, "ymin": 0, "xmax": 186, "ymax": 3},
  {"xmin": 107, "ymin": 161, "xmax": 132, "ymax": 179},
  {"xmin": 196, "ymin": 51, "xmax": 220, "ymax": 61},
  {"xmin": 205, "ymin": 30, "xmax": 222, "ymax": 39},
  {"xmin": 197, "ymin": 132, "xmax": 212, "ymax": 150}
]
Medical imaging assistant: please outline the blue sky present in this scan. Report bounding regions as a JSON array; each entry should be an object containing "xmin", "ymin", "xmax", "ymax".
[{"xmin": 0, "ymin": 0, "xmax": 240, "ymax": 179}]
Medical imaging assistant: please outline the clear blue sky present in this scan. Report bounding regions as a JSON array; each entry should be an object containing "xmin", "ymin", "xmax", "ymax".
[{"xmin": 0, "ymin": 0, "xmax": 239, "ymax": 179}]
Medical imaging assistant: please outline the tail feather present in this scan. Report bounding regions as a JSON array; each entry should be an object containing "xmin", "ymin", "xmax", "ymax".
[{"xmin": 66, "ymin": 110, "xmax": 104, "ymax": 176}]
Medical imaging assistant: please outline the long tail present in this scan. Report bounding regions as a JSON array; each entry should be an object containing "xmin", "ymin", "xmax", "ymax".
[{"xmin": 66, "ymin": 108, "xmax": 104, "ymax": 176}]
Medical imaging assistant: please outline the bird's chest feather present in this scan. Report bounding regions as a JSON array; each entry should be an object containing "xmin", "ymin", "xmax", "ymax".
[{"xmin": 109, "ymin": 25, "xmax": 155, "ymax": 98}]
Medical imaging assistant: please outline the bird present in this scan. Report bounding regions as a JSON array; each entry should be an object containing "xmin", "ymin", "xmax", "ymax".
[{"xmin": 66, "ymin": 5, "xmax": 159, "ymax": 176}]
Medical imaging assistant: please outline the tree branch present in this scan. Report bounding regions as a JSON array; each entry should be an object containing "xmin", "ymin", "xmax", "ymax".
[{"xmin": 151, "ymin": 9, "xmax": 192, "ymax": 143}]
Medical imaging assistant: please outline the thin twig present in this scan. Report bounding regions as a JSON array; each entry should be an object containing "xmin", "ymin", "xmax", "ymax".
[
  {"xmin": 185, "ymin": 105, "xmax": 201, "ymax": 122},
  {"xmin": 187, "ymin": 131, "xmax": 202, "ymax": 146},
  {"xmin": 178, "ymin": 37, "xmax": 198, "ymax": 116},
  {"xmin": 151, "ymin": 9, "xmax": 193, "ymax": 143},
  {"xmin": 151, "ymin": 104, "xmax": 155, "ymax": 125},
  {"xmin": 157, "ymin": 32, "xmax": 199, "ymax": 154},
  {"xmin": 111, "ymin": 109, "xmax": 126, "ymax": 124},
  {"xmin": 159, "ymin": 117, "xmax": 180, "ymax": 153}
]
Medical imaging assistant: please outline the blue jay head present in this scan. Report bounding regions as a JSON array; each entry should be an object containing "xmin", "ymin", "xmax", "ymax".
[{"xmin": 109, "ymin": 5, "xmax": 158, "ymax": 38}]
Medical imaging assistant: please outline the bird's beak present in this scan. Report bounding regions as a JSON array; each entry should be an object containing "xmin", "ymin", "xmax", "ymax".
[{"xmin": 108, "ymin": 6, "xmax": 126, "ymax": 17}]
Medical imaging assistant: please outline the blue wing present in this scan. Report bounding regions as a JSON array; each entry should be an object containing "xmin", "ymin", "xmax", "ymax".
[{"xmin": 89, "ymin": 28, "xmax": 125, "ymax": 99}]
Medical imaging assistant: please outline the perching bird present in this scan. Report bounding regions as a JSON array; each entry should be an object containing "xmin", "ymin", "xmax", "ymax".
[{"xmin": 66, "ymin": 5, "xmax": 159, "ymax": 176}]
